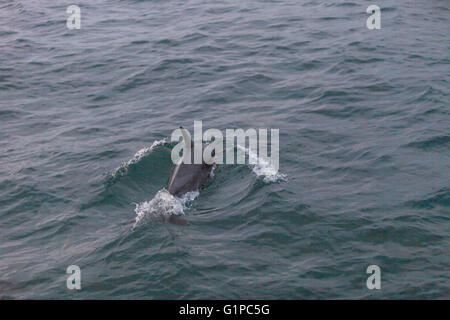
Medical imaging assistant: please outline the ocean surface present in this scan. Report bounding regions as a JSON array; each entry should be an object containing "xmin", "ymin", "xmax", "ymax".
[{"xmin": 1, "ymin": 0, "xmax": 449, "ymax": 299}]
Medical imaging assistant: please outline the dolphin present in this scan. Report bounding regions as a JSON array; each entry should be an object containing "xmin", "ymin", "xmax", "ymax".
[
  {"xmin": 164, "ymin": 127, "xmax": 214, "ymax": 226},
  {"xmin": 123, "ymin": 127, "xmax": 214, "ymax": 227},
  {"xmin": 168, "ymin": 127, "xmax": 214, "ymax": 196}
]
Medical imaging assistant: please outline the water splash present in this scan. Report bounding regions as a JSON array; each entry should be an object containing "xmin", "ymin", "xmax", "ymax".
[
  {"xmin": 133, "ymin": 189, "xmax": 199, "ymax": 227},
  {"xmin": 111, "ymin": 138, "xmax": 167, "ymax": 178},
  {"xmin": 237, "ymin": 145, "xmax": 287, "ymax": 183}
]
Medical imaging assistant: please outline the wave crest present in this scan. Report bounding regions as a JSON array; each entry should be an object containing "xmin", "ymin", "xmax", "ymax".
[
  {"xmin": 237, "ymin": 145, "xmax": 287, "ymax": 183},
  {"xmin": 133, "ymin": 189, "xmax": 199, "ymax": 227},
  {"xmin": 111, "ymin": 138, "xmax": 167, "ymax": 178}
]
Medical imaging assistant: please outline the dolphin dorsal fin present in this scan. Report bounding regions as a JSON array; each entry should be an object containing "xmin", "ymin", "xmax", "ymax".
[
  {"xmin": 179, "ymin": 127, "xmax": 193, "ymax": 164},
  {"xmin": 179, "ymin": 127, "xmax": 192, "ymax": 149}
]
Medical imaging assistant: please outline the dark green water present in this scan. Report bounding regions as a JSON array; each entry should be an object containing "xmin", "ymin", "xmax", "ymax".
[{"xmin": 1, "ymin": 0, "xmax": 449, "ymax": 299}]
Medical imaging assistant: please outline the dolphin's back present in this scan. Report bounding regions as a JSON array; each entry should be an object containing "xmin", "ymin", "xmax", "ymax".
[
  {"xmin": 168, "ymin": 162, "xmax": 212, "ymax": 196},
  {"xmin": 168, "ymin": 127, "xmax": 213, "ymax": 196}
]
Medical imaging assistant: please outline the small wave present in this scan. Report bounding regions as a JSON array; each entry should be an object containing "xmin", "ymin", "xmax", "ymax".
[
  {"xmin": 111, "ymin": 138, "xmax": 167, "ymax": 178},
  {"xmin": 404, "ymin": 187, "xmax": 449, "ymax": 210},
  {"xmin": 405, "ymin": 135, "xmax": 450, "ymax": 152},
  {"xmin": 133, "ymin": 189, "xmax": 199, "ymax": 227},
  {"xmin": 237, "ymin": 145, "xmax": 286, "ymax": 183}
]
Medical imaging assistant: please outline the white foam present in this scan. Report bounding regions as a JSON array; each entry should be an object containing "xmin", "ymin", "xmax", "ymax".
[
  {"xmin": 178, "ymin": 190, "xmax": 200, "ymax": 203},
  {"xmin": 237, "ymin": 145, "xmax": 287, "ymax": 183},
  {"xmin": 133, "ymin": 189, "xmax": 199, "ymax": 227},
  {"xmin": 112, "ymin": 138, "xmax": 167, "ymax": 178}
]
